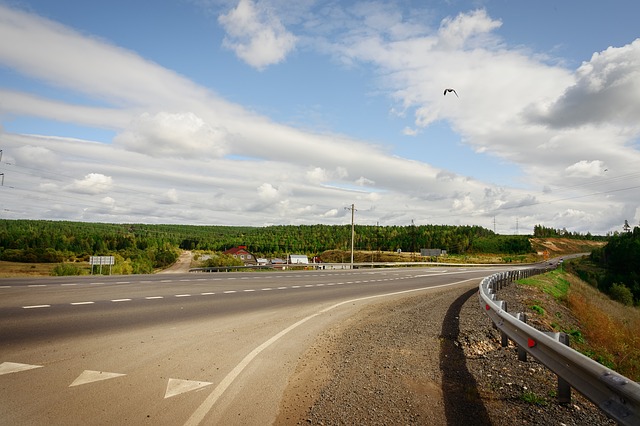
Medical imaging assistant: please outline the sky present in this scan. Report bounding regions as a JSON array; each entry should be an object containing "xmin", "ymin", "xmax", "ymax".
[{"xmin": 1, "ymin": 0, "xmax": 639, "ymax": 235}]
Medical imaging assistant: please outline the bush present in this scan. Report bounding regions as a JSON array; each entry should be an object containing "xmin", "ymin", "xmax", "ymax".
[
  {"xmin": 51, "ymin": 263, "xmax": 85, "ymax": 276},
  {"xmin": 609, "ymin": 283, "xmax": 634, "ymax": 306}
]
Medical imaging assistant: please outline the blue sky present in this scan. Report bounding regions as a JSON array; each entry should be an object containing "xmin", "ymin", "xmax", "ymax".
[{"xmin": 1, "ymin": 0, "xmax": 640, "ymax": 235}]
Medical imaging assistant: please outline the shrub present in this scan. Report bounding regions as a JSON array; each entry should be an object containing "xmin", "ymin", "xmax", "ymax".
[
  {"xmin": 51, "ymin": 263, "xmax": 84, "ymax": 276},
  {"xmin": 609, "ymin": 283, "xmax": 634, "ymax": 306}
]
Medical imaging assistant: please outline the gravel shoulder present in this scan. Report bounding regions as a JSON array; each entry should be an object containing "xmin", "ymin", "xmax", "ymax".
[{"xmin": 275, "ymin": 279, "xmax": 614, "ymax": 425}]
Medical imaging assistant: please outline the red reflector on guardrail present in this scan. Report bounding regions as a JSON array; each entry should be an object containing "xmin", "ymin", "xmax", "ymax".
[
  {"xmin": 528, "ymin": 338, "xmax": 536, "ymax": 348},
  {"xmin": 485, "ymin": 304, "xmax": 490, "ymax": 311}
]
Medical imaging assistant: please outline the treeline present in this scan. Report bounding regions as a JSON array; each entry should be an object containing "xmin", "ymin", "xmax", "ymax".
[
  {"xmin": 0, "ymin": 219, "xmax": 535, "ymax": 266},
  {"xmin": 533, "ymin": 224, "xmax": 607, "ymax": 240},
  {"xmin": 587, "ymin": 227, "xmax": 640, "ymax": 305}
]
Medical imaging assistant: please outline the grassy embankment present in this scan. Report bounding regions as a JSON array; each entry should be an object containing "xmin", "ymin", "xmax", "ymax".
[{"xmin": 515, "ymin": 265, "xmax": 640, "ymax": 381}]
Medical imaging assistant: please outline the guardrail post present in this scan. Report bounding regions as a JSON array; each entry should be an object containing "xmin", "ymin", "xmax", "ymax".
[
  {"xmin": 500, "ymin": 301, "xmax": 509, "ymax": 347},
  {"xmin": 544, "ymin": 332, "xmax": 572, "ymax": 403},
  {"xmin": 516, "ymin": 312, "xmax": 528, "ymax": 361}
]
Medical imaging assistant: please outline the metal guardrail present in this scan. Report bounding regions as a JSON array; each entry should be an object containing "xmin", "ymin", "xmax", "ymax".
[{"xmin": 479, "ymin": 268, "xmax": 640, "ymax": 425}]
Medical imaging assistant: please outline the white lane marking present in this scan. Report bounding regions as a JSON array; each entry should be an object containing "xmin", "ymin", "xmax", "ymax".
[
  {"xmin": 261, "ymin": 288, "xmax": 273, "ymax": 291},
  {"xmin": 71, "ymin": 301, "xmax": 94, "ymax": 306},
  {"xmin": 62, "ymin": 283, "xmax": 78, "ymax": 286},
  {"xmin": 28, "ymin": 284, "xmax": 46, "ymax": 288},
  {"xmin": 304, "ymin": 285, "xmax": 313, "ymax": 288},
  {"xmin": 179, "ymin": 279, "xmax": 192, "ymax": 282},
  {"xmin": 90, "ymin": 282, "xmax": 105, "ymax": 285},
  {"xmin": 69, "ymin": 370, "xmax": 126, "ymax": 387},
  {"xmin": 0, "ymin": 362, "xmax": 43, "ymax": 376},
  {"xmin": 201, "ymin": 292, "xmax": 215, "ymax": 296},
  {"xmin": 175, "ymin": 294, "xmax": 191, "ymax": 298},
  {"xmin": 145, "ymin": 296, "xmax": 164, "ymax": 300},
  {"xmin": 291, "ymin": 285, "xmax": 301, "ymax": 288},
  {"xmin": 116, "ymin": 281, "xmax": 130, "ymax": 284},
  {"xmin": 23, "ymin": 305, "xmax": 50, "ymax": 309},
  {"xmin": 165, "ymin": 378, "xmax": 213, "ymax": 399},
  {"xmin": 111, "ymin": 299, "xmax": 132, "ymax": 302},
  {"xmin": 277, "ymin": 286, "xmax": 287, "ymax": 290},
  {"xmin": 161, "ymin": 280, "xmax": 173, "ymax": 283},
  {"xmin": 184, "ymin": 277, "xmax": 478, "ymax": 426},
  {"xmin": 243, "ymin": 289, "xmax": 256, "ymax": 292},
  {"xmin": 223, "ymin": 291, "xmax": 236, "ymax": 294},
  {"xmin": 0, "ymin": 285, "xmax": 11, "ymax": 288}
]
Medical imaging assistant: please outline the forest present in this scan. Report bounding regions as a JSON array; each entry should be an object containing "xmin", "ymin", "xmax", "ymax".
[
  {"xmin": 583, "ymin": 226, "xmax": 640, "ymax": 305},
  {"xmin": 0, "ymin": 219, "xmax": 534, "ymax": 272}
]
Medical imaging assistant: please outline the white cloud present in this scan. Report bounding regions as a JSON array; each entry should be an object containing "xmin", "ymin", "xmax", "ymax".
[
  {"xmin": 257, "ymin": 182, "xmax": 280, "ymax": 201},
  {"xmin": 565, "ymin": 160, "xmax": 606, "ymax": 178},
  {"xmin": 113, "ymin": 112, "xmax": 228, "ymax": 159},
  {"xmin": 218, "ymin": 0, "xmax": 297, "ymax": 70},
  {"xmin": 532, "ymin": 39, "xmax": 640, "ymax": 129},
  {"xmin": 67, "ymin": 173, "xmax": 113, "ymax": 195}
]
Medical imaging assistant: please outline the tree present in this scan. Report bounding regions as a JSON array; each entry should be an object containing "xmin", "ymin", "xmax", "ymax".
[{"xmin": 624, "ymin": 220, "xmax": 632, "ymax": 233}]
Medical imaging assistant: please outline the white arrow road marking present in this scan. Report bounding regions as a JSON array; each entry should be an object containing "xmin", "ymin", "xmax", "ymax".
[
  {"xmin": 69, "ymin": 370, "xmax": 126, "ymax": 387},
  {"xmin": 0, "ymin": 362, "xmax": 43, "ymax": 376},
  {"xmin": 165, "ymin": 378, "xmax": 213, "ymax": 399}
]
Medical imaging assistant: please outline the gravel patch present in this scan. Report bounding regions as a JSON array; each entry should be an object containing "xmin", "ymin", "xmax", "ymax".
[{"xmin": 275, "ymin": 280, "xmax": 615, "ymax": 425}]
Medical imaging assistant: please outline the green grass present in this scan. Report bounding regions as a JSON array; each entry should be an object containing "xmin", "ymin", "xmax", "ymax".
[{"xmin": 518, "ymin": 269, "xmax": 570, "ymax": 301}]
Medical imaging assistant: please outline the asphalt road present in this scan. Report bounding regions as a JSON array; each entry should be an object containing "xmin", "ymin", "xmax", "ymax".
[{"xmin": 0, "ymin": 266, "xmax": 520, "ymax": 425}]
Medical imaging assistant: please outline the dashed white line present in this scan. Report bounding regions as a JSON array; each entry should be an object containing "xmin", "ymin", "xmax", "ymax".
[
  {"xmin": 0, "ymin": 285, "xmax": 11, "ymax": 289},
  {"xmin": 62, "ymin": 283, "xmax": 78, "ymax": 286},
  {"xmin": 277, "ymin": 286, "xmax": 287, "ymax": 290},
  {"xmin": 71, "ymin": 301, "xmax": 94, "ymax": 306},
  {"xmin": 223, "ymin": 290, "xmax": 236, "ymax": 294},
  {"xmin": 145, "ymin": 296, "xmax": 164, "ymax": 300},
  {"xmin": 175, "ymin": 294, "xmax": 191, "ymax": 297},
  {"xmin": 116, "ymin": 281, "xmax": 130, "ymax": 284},
  {"xmin": 111, "ymin": 299, "xmax": 132, "ymax": 302},
  {"xmin": 23, "ymin": 305, "xmax": 50, "ymax": 309},
  {"xmin": 261, "ymin": 288, "xmax": 272, "ymax": 291},
  {"xmin": 243, "ymin": 289, "xmax": 256, "ymax": 292},
  {"xmin": 161, "ymin": 280, "xmax": 173, "ymax": 283},
  {"xmin": 201, "ymin": 292, "xmax": 215, "ymax": 296},
  {"xmin": 28, "ymin": 284, "xmax": 46, "ymax": 288}
]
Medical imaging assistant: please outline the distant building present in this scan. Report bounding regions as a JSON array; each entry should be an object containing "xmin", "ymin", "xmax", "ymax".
[
  {"xmin": 288, "ymin": 254, "xmax": 309, "ymax": 264},
  {"xmin": 223, "ymin": 246, "xmax": 257, "ymax": 265},
  {"xmin": 420, "ymin": 249, "xmax": 446, "ymax": 257}
]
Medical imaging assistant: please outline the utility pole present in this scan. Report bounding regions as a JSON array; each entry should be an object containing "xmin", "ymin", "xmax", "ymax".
[{"xmin": 345, "ymin": 204, "xmax": 356, "ymax": 269}]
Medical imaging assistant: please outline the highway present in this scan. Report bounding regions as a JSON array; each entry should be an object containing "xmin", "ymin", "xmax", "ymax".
[{"xmin": 0, "ymin": 266, "xmax": 519, "ymax": 425}]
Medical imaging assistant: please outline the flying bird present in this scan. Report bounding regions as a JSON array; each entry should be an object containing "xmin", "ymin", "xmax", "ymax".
[{"xmin": 443, "ymin": 88, "xmax": 458, "ymax": 97}]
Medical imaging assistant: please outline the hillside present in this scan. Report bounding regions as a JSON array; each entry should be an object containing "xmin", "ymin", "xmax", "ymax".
[{"xmin": 530, "ymin": 237, "xmax": 606, "ymax": 257}]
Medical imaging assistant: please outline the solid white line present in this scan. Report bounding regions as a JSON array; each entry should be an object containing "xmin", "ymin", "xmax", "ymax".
[
  {"xmin": 111, "ymin": 299, "xmax": 132, "ymax": 302},
  {"xmin": 23, "ymin": 305, "xmax": 50, "ymax": 309},
  {"xmin": 184, "ymin": 277, "xmax": 478, "ymax": 426},
  {"xmin": 145, "ymin": 296, "xmax": 163, "ymax": 300},
  {"xmin": 71, "ymin": 301, "xmax": 94, "ymax": 305}
]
